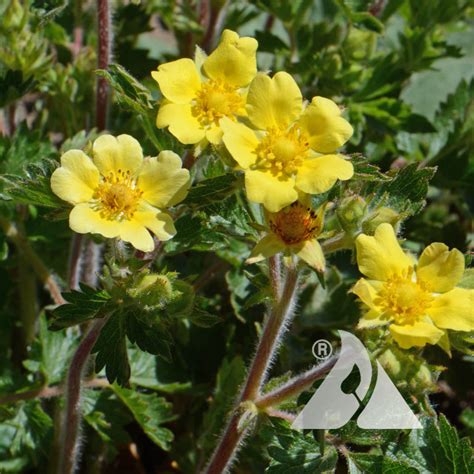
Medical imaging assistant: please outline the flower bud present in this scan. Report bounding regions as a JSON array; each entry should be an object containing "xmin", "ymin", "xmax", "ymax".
[
  {"xmin": 362, "ymin": 207, "xmax": 400, "ymax": 234},
  {"xmin": 336, "ymin": 196, "xmax": 368, "ymax": 233}
]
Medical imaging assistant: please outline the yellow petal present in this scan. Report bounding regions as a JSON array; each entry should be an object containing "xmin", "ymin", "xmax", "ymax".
[
  {"xmin": 51, "ymin": 150, "xmax": 100, "ymax": 204},
  {"xmin": 69, "ymin": 203, "xmax": 121, "ymax": 238},
  {"xmin": 355, "ymin": 223, "xmax": 413, "ymax": 281},
  {"xmin": 92, "ymin": 134, "xmax": 143, "ymax": 175},
  {"xmin": 358, "ymin": 311, "xmax": 388, "ymax": 328},
  {"xmin": 151, "ymin": 58, "xmax": 201, "ymax": 104},
  {"xmin": 352, "ymin": 278, "xmax": 379, "ymax": 310},
  {"xmin": 138, "ymin": 151, "xmax": 190, "ymax": 208},
  {"xmin": 127, "ymin": 205, "xmax": 177, "ymax": 248},
  {"xmin": 295, "ymin": 239, "xmax": 325, "ymax": 272},
  {"xmin": 390, "ymin": 321, "xmax": 444, "ymax": 349},
  {"xmin": 220, "ymin": 117, "xmax": 258, "ymax": 168},
  {"xmin": 428, "ymin": 288, "xmax": 474, "ymax": 331},
  {"xmin": 205, "ymin": 125, "xmax": 223, "ymax": 145},
  {"xmin": 299, "ymin": 97, "xmax": 353, "ymax": 153},
  {"xmin": 246, "ymin": 234, "xmax": 286, "ymax": 264},
  {"xmin": 156, "ymin": 101, "xmax": 206, "ymax": 145},
  {"xmin": 203, "ymin": 29, "xmax": 258, "ymax": 87},
  {"xmin": 295, "ymin": 155, "xmax": 353, "ymax": 194},
  {"xmin": 118, "ymin": 220, "xmax": 155, "ymax": 252},
  {"xmin": 246, "ymin": 72, "xmax": 303, "ymax": 130},
  {"xmin": 245, "ymin": 169, "xmax": 298, "ymax": 212},
  {"xmin": 416, "ymin": 243, "xmax": 465, "ymax": 293}
]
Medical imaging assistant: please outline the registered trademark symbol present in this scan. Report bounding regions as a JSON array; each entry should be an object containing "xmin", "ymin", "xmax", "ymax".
[{"xmin": 312, "ymin": 339, "xmax": 333, "ymax": 360}]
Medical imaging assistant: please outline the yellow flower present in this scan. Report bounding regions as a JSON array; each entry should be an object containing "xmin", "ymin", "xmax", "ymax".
[
  {"xmin": 152, "ymin": 29, "xmax": 257, "ymax": 151},
  {"xmin": 51, "ymin": 134, "xmax": 190, "ymax": 252},
  {"xmin": 221, "ymin": 71, "xmax": 353, "ymax": 212},
  {"xmin": 352, "ymin": 223, "xmax": 474, "ymax": 349},
  {"xmin": 247, "ymin": 200, "xmax": 325, "ymax": 271}
]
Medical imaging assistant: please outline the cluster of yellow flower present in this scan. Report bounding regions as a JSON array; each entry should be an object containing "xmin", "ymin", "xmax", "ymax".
[{"xmin": 50, "ymin": 30, "xmax": 473, "ymax": 350}]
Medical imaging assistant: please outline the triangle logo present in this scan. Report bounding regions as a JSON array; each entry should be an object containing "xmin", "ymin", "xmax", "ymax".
[{"xmin": 292, "ymin": 331, "xmax": 422, "ymax": 430}]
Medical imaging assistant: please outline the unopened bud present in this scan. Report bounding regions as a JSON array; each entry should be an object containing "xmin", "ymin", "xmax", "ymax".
[{"xmin": 362, "ymin": 207, "xmax": 400, "ymax": 234}]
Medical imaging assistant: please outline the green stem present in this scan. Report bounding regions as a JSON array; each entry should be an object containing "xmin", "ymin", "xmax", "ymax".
[{"xmin": 204, "ymin": 265, "xmax": 299, "ymax": 474}]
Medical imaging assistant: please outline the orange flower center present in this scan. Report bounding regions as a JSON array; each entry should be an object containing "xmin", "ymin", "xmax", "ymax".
[
  {"xmin": 192, "ymin": 80, "xmax": 244, "ymax": 126},
  {"xmin": 254, "ymin": 125, "xmax": 310, "ymax": 177},
  {"xmin": 269, "ymin": 202, "xmax": 322, "ymax": 245},
  {"xmin": 93, "ymin": 169, "xmax": 143, "ymax": 221},
  {"xmin": 376, "ymin": 270, "xmax": 433, "ymax": 325}
]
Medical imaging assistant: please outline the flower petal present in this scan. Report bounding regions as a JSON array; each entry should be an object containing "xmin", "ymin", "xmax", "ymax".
[
  {"xmin": 128, "ymin": 206, "xmax": 177, "ymax": 245},
  {"xmin": 245, "ymin": 169, "xmax": 298, "ymax": 212},
  {"xmin": 295, "ymin": 155, "xmax": 353, "ymax": 194},
  {"xmin": 69, "ymin": 203, "xmax": 121, "ymax": 239},
  {"xmin": 416, "ymin": 243, "xmax": 465, "ymax": 293},
  {"xmin": 358, "ymin": 311, "xmax": 388, "ymax": 328},
  {"xmin": 428, "ymin": 288, "xmax": 474, "ymax": 331},
  {"xmin": 352, "ymin": 278, "xmax": 379, "ymax": 310},
  {"xmin": 299, "ymin": 97, "xmax": 353, "ymax": 153},
  {"xmin": 246, "ymin": 72, "xmax": 303, "ymax": 130},
  {"xmin": 51, "ymin": 150, "xmax": 100, "ymax": 204},
  {"xmin": 246, "ymin": 234, "xmax": 286, "ymax": 264},
  {"xmin": 92, "ymin": 134, "xmax": 143, "ymax": 175},
  {"xmin": 118, "ymin": 220, "xmax": 155, "ymax": 252},
  {"xmin": 156, "ymin": 101, "xmax": 206, "ymax": 145},
  {"xmin": 295, "ymin": 239, "xmax": 325, "ymax": 272},
  {"xmin": 203, "ymin": 29, "xmax": 258, "ymax": 87},
  {"xmin": 205, "ymin": 125, "xmax": 223, "ymax": 145},
  {"xmin": 355, "ymin": 223, "xmax": 413, "ymax": 281},
  {"xmin": 220, "ymin": 117, "xmax": 258, "ymax": 168},
  {"xmin": 151, "ymin": 58, "xmax": 201, "ymax": 104},
  {"xmin": 138, "ymin": 151, "xmax": 190, "ymax": 208},
  {"xmin": 390, "ymin": 322, "xmax": 444, "ymax": 349}
]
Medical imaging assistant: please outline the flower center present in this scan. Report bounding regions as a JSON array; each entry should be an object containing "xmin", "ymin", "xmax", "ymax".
[
  {"xmin": 93, "ymin": 170, "xmax": 143, "ymax": 221},
  {"xmin": 376, "ymin": 270, "xmax": 433, "ymax": 325},
  {"xmin": 269, "ymin": 202, "xmax": 322, "ymax": 245},
  {"xmin": 192, "ymin": 80, "xmax": 244, "ymax": 126},
  {"xmin": 253, "ymin": 126, "xmax": 309, "ymax": 177}
]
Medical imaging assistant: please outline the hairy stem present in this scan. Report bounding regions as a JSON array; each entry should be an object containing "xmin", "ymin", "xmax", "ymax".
[
  {"xmin": 255, "ymin": 354, "xmax": 338, "ymax": 409},
  {"xmin": 57, "ymin": 317, "xmax": 109, "ymax": 474},
  {"xmin": 204, "ymin": 265, "xmax": 299, "ymax": 474},
  {"xmin": 96, "ymin": 0, "xmax": 110, "ymax": 131}
]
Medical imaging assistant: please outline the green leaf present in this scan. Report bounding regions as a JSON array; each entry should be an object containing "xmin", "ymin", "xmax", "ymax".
[
  {"xmin": 346, "ymin": 452, "xmax": 418, "ymax": 473},
  {"xmin": 129, "ymin": 348, "xmax": 191, "ymax": 393},
  {"xmin": 386, "ymin": 415, "xmax": 474, "ymax": 473},
  {"xmin": 24, "ymin": 313, "xmax": 77, "ymax": 385},
  {"xmin": 82, "ymin": 389, "xmax": 131, "ymax": 446},
  {"xmin": 93, "ymin": 313, "xmax": 131, "ymax": 386},
  {"xmin": 0, "ymin": 400, "xmax": 53, "ymax": 461},
  {"xmin": 371, "ymin": 163, "xmax": 436, "ymax": 216},
  {"xmin": 112, "ymin": 385, "xmax": 174, "ymax": 450},
  {"xmin": 125, "ymin": 310, "xmax": 172, "ymax": 361},
  {"xmin": 183, "ymin": 173, "xmax": 241, "ymax": 207},
  {"xmin": 198, "ymin": 357, "xmax": 246, "ymax": 456},
  {"xmin": 50, "ymin": 284, "xmax": 112, "ymax": 329},
  {"xmin": 264, "ymin": 419, "xmax": 338, "ymax": 473},
  {"xmin": 0, "ymin": 159, "xmax": 66, "ymax": 209},
  {"xmin": 96, "ymin": 63, "xmax": 153, "ymax": 114}
]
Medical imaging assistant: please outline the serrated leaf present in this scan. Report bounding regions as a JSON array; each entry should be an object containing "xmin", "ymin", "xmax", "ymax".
[
  {"xmin": 112, "ymin": 385, "xmax": 174, "ymax": 450},
  {"xmin": 371, "ymin": 163, "xmax": 436, "ymax": 215},
  {"xmin": 125, "ymin": 310, "xmax": 172, "ymax": 361},
  {"xmin": 93, "ymin": 313, "xmax": 131, "ymax": 386},
  {"xmin": 264, "ymin": 419, "xmax": 338, "ymax": 473},
  {"xmin": 50, "ymin": 284, "xmax": 112, "ymax": 329},
  {"xmin": 346, "ymin": 452, "xmax": 418, "ymax": 473},
  {"xmin": 183, "ymin": 173, "xmax": 240, "ymax": 207},
  {"xmin": 0, "ymin": 159, "xmax": 66, "ymax": 209}
]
